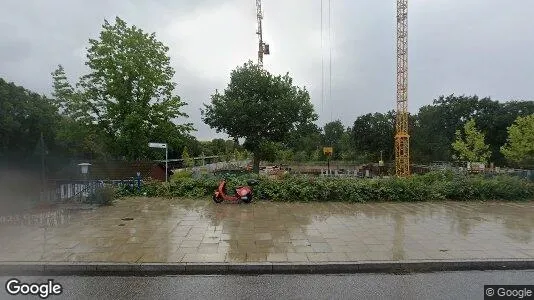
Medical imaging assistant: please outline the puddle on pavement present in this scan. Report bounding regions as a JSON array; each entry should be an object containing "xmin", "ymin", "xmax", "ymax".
[{"xmin": 0, "ymin": 205, "xmax": 91, "ymax": 228}]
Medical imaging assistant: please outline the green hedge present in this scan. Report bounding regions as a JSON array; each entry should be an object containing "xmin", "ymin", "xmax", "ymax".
[{"xmin": 116, "ymin": 171, "xmax": 534, "ymax": 202}]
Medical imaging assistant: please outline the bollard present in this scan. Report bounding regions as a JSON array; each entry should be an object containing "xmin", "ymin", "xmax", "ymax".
[{"xmin": 136, "ymin": 172, "xmax": 141, "ymax": 193}]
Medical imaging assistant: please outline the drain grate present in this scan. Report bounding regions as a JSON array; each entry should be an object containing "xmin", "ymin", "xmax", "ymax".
[
  {"xmin": 121, "ymin": 217, "xmax": 134, "ymax": 221},
  {"xmin": 118, "ymin": 223, "xmax": 125, "ymax": 226}
]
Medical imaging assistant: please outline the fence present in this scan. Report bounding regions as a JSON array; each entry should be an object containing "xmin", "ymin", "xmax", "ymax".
[
  {"xmin": 189, "ymin": 160, "xmax": 251, "ymax": 177},
  {"xmin": 494, "ymin": 169, "xmax": 534, "ymax": 181},
  {"xmin": 45, "ymin": 178, "xmax": 143, "ymax": 203}
]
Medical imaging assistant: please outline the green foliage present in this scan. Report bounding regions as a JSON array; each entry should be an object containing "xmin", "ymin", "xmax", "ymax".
[
  {"xmin": 413, "ymin": 95, "xmax": 534, "ymax": 164},
  {"xmin": 181, "ymin": 147, "xmax": 194, "ymax": 168},
  {"xmin": 0, "ymin": 78, "xmax": 61, "ymax": 158},
  {"xmin": 276, "ymin": 148, "xmax": 294, "ymax": 163},
  {"xmin": 501, "ymin": 114, "xmax": 534, "ymax": 167},
  {"xmin": 51, "ymin": 17, "xmax": 193, "ymax": 160},
  {"xmin": 293, "ymin": 151, "xmax": 308, "ymax": 162},
  {"xmin": 201, "ymin": 60, "xmax": 318, "ymax": 172},
  {"xmin": 87, "ymin": 185, "xmax": 116, "ymax": 205},
  {"xmin": 351, "ymin": 111, "xmax": 395, "ymax": 163},
  {"xmin": 199, "ymin": 138, "xmax": 240, "ymax": 157},
  {"xmin": 286, "ymin": 123, "xmax": 322, "ymax": 159},
  {"xmin": 171, "ymin": 170, "xmax": 193, "ymax": 180},
  {"xmin": 322, "ymin": 120, "xmax": 345, "ymax": 160},
  {"xmin": 117, "ymin": 171, "xmax": 534, "ymax": 202},
  {"xmin": 452, "ymin": 118, "xmax": 491, "ymax": 163}
]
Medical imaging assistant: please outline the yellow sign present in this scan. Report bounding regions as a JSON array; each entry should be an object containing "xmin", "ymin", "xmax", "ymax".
[{"xmin": 323, "ymin": 147, "xmax": 333, "ymax": 156}]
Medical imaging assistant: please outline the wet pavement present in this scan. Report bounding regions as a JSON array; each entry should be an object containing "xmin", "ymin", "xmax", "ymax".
[{"xmin": 0, "ymin": 198, "xmax": 533, "ymax": 263}]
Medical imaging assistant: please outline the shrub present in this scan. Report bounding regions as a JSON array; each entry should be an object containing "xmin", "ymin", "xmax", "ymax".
[
  {"xmin": 171, "ymin": 170, "xmax": 193, "ymax": 180},
  {"xmin": 115, "ymin": 171, "xmax": 534, "ymax": 202},
  {"xmin": 86, "ymin": 185, "xmax": 116, "ymax": 206}
]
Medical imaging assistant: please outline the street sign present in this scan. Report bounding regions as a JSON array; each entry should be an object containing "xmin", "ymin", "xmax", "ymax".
[
  {"xmin": 323, "ymin": 147, "xmax": 333, "ymax": 156},
  {"xmin": 148, "ymin": 142, "xmax": 167, "ymax": 149}
]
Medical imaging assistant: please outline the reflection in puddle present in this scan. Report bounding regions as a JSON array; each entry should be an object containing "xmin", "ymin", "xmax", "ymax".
[{"xmin": 0, "ymin": 207, "xmax": 81, "ymax": 227}]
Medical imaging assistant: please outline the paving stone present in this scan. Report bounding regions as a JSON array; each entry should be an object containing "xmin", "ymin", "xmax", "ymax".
[
  {"xmin": 1, "ymin": 198, "xmax": 533, "ymax": 264},
  {"xmin": 266, "ymin": 253, "xmax": 288, "ymax": 262},
  {"xmin": 180, "ymin": 240, "xmax": 201, "ymax": 248},
  {"xmin": 246, "ymin": 252, "xmax": 267, "ymax": 262},
  {"xmin": 182, "ymin": 253, "xmax": 226, "ymax": 263}
]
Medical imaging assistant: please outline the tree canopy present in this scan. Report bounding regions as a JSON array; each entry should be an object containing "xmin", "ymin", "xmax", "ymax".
[
  {"xmin": 0, "ymin": 78, "xmax": 60, "ymax": 162},
  {"xmin": 452, "ymin": 118, "xmax": 491, "ymax": 163},
  {"xmin": 501, "ymin": 114, "xmax": 534, "ymax": 167},
  {"xmin": 52, "ymin": 17, "xmax": 193, "ymax": 160},
  {"xmin": 201, "ymin": 61, "xmax": 317, "ymax": 172},
  {"xmin": 322, "ymin": 120, "xmax": 345, "ymax": 160},
  {"xmin": 413, "ymin": 95, "xmax": 534, "ymax": 164},
  {"xmin": 351, "ymin": 111, "xmax": 395, "ymax": 162}
]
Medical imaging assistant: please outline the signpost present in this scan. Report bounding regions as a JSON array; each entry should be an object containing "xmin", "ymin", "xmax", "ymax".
[
  {"xmin": 323, "ymin": 147, "xmax": 333, "ymax": 175},
  {"xmin": 149, "ymin": 142, "xmax": 168, "ymax": 183}
]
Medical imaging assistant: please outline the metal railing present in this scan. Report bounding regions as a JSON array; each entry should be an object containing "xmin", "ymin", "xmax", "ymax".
[{"xmin": 59, "ymin": 180, "xmax": 104, "ymax": 203}]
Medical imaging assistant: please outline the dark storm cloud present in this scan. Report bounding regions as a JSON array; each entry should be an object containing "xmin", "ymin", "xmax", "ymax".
[{"xmin": 0, "ymin": 0, "xmax": 533, "ymax": 138}]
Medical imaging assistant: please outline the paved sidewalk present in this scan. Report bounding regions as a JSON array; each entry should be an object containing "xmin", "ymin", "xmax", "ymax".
[{"xmin": 1, "ymin": 198, "xmax": 533, "ymax": 264}]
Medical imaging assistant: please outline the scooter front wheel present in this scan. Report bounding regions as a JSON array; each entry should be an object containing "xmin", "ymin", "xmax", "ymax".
[
  {"xmin": 242, "ymin": 194, "xmax": 253, "ymax": 203},
  {"xmin": 213, "ymin": 195, "xmax": 223, "ymax": 203}
]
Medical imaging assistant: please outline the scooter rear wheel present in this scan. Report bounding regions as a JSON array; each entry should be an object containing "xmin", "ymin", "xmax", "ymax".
[{"xmin": 213, "ymin": 195, "xmax": 223, "ymax": 203}]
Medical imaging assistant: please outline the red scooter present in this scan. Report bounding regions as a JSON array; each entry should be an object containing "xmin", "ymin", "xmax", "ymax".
[{"xmin": 213, "ymin": 178, "xmax": 258, "ymax": 204}]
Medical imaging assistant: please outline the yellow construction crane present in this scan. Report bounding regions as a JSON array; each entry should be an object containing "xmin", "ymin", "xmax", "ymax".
[
  {"xmin": 256, "ymin": 0, "xmax": 270, "ymax": 67},
  {"xmin": 255, "ymin": 0, "xmax": 409, "ymax": 175},
  {"xmin": 395, "ymin": 0, "xmax": 410, "ymax": 177}
]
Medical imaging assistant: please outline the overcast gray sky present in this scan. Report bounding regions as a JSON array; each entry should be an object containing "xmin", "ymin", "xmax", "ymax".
[{"xmin": 1, "ymin": 0, "xmax": 532, "ymax": 140}]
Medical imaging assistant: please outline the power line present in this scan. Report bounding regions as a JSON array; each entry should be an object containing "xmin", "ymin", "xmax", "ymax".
[
  {"xmin": 328, "ymin": 0, "xmax": 332, "ymax": 122},
  {"xmin": 321, "ymin": 0, "xmax": 324, "ymax": 115}
]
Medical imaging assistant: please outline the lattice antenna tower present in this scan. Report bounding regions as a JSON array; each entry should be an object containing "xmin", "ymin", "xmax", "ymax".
[
  {"xmin": 395, "ymin": 0, "xmax": 410, "ymax": 176},
  {"xmin": 256, "ymin": 0, "xmax": 270, "ymax": 67}
]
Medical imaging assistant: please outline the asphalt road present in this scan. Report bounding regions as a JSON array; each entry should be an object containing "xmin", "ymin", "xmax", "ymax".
[{"xmin": 2, "ymin": 270, "xmax": 534, "ymax": 300}]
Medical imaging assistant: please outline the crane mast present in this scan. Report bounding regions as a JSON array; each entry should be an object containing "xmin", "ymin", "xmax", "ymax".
[
  {"xmin": 395, "ymin": 0, "xmax": 410, "ymax": 177},
  {"xmin": 256, "ymin": 0, "xmax": 269, "ymax": 66},
  {"xmin": 253, "ymin": 0, "xmax": 409, "ymax": 175}
]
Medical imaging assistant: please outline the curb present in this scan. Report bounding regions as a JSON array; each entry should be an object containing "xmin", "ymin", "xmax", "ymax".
[{"xmin": 1, "ymin": 259, "xmax": 534, "ymax": 276}]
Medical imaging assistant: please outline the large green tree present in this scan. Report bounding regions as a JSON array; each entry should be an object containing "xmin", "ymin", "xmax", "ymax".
[
  {"xmin": 351, "ymin": 111, "xmax": 395, "ymax": 162},
  {"xmin": 501, "ymin": 114, "xmax": 534, "ymax": 167},
  {"xmin": 52, "ymin": 17, "xmax": 192, "ymax": 160},
  {"xmin": 481, "ymin": 100, "xmax": 534, "ymax": 165},
  {"xmin": 322, "ymin": 120, "xmax": 345, "ymax": 160},
  {"xmin": 286, "ymin": 123, "xmax": 322, "ymax": 159},
  {"xmin": 339, "ymin": 128, "xmax": 353, "ymax": 160},
  {"xmin": 412, "ymin": 94, "xmax": 534, "ymax": 164},
  {"xmin": 0, "ymin": 78, "xmax": 62, "ymax": 161},
  {"xmin": 201, "ymin": 61, "xmax": 317, "ymax": 173},
  {"xmin": 414, "ymin": 95, "xmax": 480, "ymax": 162},
  {"xmin": 452, "ymin": 118, "xmax": 491, "ymax": 163}
]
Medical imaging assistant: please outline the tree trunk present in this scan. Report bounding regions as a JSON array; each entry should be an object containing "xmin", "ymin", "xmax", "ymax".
[{"xmin": 253, "ymin": 155, "xmax": 260, "ymax": 174}]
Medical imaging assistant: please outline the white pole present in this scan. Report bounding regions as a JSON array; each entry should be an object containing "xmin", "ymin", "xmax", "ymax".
[{"xmin": 165, "ymin": 145, "xmax": 168, "ymax": 183}]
